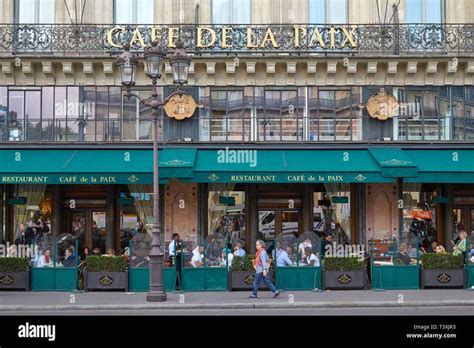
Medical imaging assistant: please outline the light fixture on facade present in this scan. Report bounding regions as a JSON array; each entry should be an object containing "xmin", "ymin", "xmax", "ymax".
[
  {"xmin": 170, "ymin": 40, "xmax": 191, "ymax": 86},
  {"xmin": 117, "ymin": 43, "xmax": 138, "ymax": 87},
  {"xmin": 144, "ymin": 40, "xmax": 165, "ymax": 80}
]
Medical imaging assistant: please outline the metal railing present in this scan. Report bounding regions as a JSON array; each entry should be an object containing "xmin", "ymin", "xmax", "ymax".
[
  {"xmin": 0, "ymin": 23, "xmax": 472, "ymax": 55},
  {"xmin": 1, "ymin": 115, "xmax": 473, "ymax": 143}
]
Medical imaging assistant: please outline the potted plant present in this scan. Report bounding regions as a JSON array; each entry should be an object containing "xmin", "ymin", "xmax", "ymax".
[
  {"xmin": 323, "ymin": 256, "xmax": 367, "ymax": 290},
  {"xmin": 229, "ymin": 255, "xmax": 274, "ymax": 290},
  {"xmin": 421, "ymin": 253, "xmax": 465, "ymax": 288},
  {"xmin": 84, "ymin": 256, "xmax": 128, "ymax": 291},
  {"xmin": 0, "ymin": 257, "xmax": 30, "ymax": 291}
]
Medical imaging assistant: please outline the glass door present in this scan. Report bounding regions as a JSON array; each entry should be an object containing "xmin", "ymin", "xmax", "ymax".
[{"xmin": 258, "ymin": 209, "xmax": 300, "ymax": 249}]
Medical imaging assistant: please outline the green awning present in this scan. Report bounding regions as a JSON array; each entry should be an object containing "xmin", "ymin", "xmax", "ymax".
[
  {"xmin": 188, "ymin": 149, "xmax": 394, "ymax": 183},
  {"xmin": 158, "ymin": 148, "xmax": 196, "ymax": 179},
  {"xmin": 369, "ymin": 148, "xmax": 418, "ymax": 178},
  {"xmin": 404, "ymin": 150, "xmax": 474, "ymax": 183}
]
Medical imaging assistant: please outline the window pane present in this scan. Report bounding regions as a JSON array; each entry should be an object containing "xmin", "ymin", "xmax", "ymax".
[
  {"xmin": 18, "ymin": 0, "xmax": 36, "ymax": 23},
  {"xmin": 26, "ymin": 91, "xmax": 41, "ymax": 141},
  {"xmin": 213, "ymin": 0, "xmax": 250, "ymax": 24},
  {"xmin": 0, "ymin": 87, "xmax": 7, "ymax": 141},
  {"xmin": 425, "ymin": 0, "xmax": 442, "ymax": 22},
  {"xmin": 115, "ymin": 0, "xmax": 134, "ymax": 22},
  {"xmin": 137, "ymin": 0, "xmax": 154, "ymax": 24},
  {"xmin": 83, "ymin": 87, "xmax": 96, "ymax": 141},
  {"xmin": 67, "ymin": 87, "xmax": 79, "ymax": 141},
  {"xmin": 39, "ymin": 0, "xmax": 55, "ymax": 23},
  {"xmin": 308, "ymin": 0, "xmax": 325, "ymax": 23},
  {"xmin": 8, "ymin": 91, "xmax": 24, "ymax": 141},
  {"xmin": 405, "ymin": 0, "xmax": 422, "ymax": 23},
  {"xmin": 54, "ymin": 87, "xmax": 66, "ymax": 141},
  {"xmin": 328, "ymin": 0, "xmax": 347, "ymax": 24}
]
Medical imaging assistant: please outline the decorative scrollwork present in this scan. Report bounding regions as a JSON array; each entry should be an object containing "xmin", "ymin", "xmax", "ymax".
[{"xmin": 0, "ymin": 24, "xmax": 472, "ymax": 55}]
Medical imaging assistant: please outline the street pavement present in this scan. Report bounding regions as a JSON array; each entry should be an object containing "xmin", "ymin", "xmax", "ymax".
[{"xmin": 0, "ymin": 289, "xmax": 474, "ymax": 312}]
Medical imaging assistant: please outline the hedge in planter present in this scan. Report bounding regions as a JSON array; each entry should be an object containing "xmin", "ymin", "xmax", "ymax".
[
  {"xmin": 230, "ymin": 255, "xmax": 273, "ymax": 290},
  {"xmin": 420, "ymin": 253, "xmax": 465, "ymax": 288},
  {"xmin": 0, "ymin": 257, "xmax": 30, "ymax": 291},
  {"xmin": 84, "ymin": 256, "xmax": 128, "ymax": 291},
  {"xmin": 323, "ymin": 257, "xmax": 367, "ymax": 290}
]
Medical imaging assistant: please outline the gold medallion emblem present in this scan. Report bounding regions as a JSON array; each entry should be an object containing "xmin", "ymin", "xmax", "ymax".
[
  {"xmin": 163, "ymin": 93, "xmax": 204, "ymax": 120},
  {"xmin": 99, "ymin": 275, "xmax": 114, "ymax": 286},
  {"xmin": 366, "ymin": 88, "xmax": 399, "ymax": 120},
  {"xmin": 0, "ymin": 275, "xmax": 14, "ymax": 286},
  {"xmin": 437, "ymin": 273, "xmax": 451, "ymax": 284},
  {"xmin": 337, "ymin": 274, "xmax": 352, "ymax": 284}
]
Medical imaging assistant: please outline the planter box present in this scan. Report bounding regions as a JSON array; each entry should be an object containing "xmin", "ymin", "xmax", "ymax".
[
  {"xmin": 0, "ymin": 270, "xmax": 30, "ymax": 291},
  {"xmin": 324, "ymin": 270, "xmax": 367, "ymax": 290},
  {"xmin": 84, "ymin": 270, "xmax": 129, "ymax": 291},
  {"xmin": 230, "ymin": 271, "xmax": 274, "ymax": 290},
  {"xmin": 421, "ymin": 268, "xmax": 465, "ymax": 288}
]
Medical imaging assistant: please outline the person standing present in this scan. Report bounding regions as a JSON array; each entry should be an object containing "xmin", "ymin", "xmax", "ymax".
[{"xmin": 249, "ymin": 239, "xmax": 279, "ymax": 299}]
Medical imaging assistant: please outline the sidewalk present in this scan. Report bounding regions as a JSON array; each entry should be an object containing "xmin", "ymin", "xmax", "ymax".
[{"xmin": 1, "ymin": 289, "xmax": 474, "ymax": 311}]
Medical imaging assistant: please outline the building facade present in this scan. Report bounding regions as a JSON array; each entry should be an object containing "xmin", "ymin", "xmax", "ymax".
[{"xmin": 0, "ymin": 0, "xmax": 474, "ymax": 259}]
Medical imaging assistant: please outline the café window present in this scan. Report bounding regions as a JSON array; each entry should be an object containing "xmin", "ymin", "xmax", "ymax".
[
  {"xmin": 308, "ymin": 87, "xmax": 361, "ymax": 141},
  {"xmin": 395, "ymin": 87, "xmax": 450, "ymax": 141},
  {"xmin": 452, "ymin": 87, "xmax": 474, "ymax": 141},
  {"xmin": 405, "ymin": 0, "xmax": 443, "ymax": 23},
  {"xmin": 402, "ymin": 184, "xmax": 438, "ymax": 247},
  {"xmin": 114, "ymin": 0, "xmax": 154, "ymax": 24},
  {"xmin": 200, "ymin": 88, "xmax": 252, "ymax": 141},
  {"xmin": 212, "ymin": 0, "xmax": 251, "ymax": 24},
  {"xmin": 308, "ymin": 0, "xmax": 348, "ymax": 24},
  {"xmin": 208, "ymin": 184, "xmax": 246, "ymax": 246},
  {"xmin": 257, "ymin": 88, "xmax": 304, "ymax": 141},
  {"xmin": 16, "ymin": 0, "xmax": 55, "ymax": 23},
  {"xmin": 313, "ymin": 184, "xmax": 351, "ymax": 245}
]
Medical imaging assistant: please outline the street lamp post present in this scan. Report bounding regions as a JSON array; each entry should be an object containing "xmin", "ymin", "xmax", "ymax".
[{"xmin": 117, "ymin": 41, "xmax": 190, "ymax": 302}]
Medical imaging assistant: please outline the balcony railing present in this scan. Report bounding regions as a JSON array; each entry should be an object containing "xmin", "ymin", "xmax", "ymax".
[{"xmin": 0, "ymin": 23, "xmax": 473, "ymax": 55}]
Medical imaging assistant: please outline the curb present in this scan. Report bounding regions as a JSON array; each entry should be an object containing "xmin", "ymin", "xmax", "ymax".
[{"xmin": 2, "ymin": 300, "xmax": 474, "ymax": 311}]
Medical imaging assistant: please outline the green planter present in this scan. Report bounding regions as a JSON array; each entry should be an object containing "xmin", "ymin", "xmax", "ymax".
[
  {"xmin": 84, "ymin": 256, "xmax": 128, "ymax": 291},
  {"xmin": 230, "ymin": 270, "xmax": 274, "ymax": 290},
  {"xmin": 323, "ymin": 257, "xmax": 366, "ymax": 290},
  {"xmin": 0, "ymin": 258, "xmax": 31, "ymax": 291},
  {"xmin": 420, "ymin": 253, "xmax": 465, "ymax": 289}
]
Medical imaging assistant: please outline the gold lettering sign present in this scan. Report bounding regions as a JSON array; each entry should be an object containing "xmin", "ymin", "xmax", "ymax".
[
  {"xmin": 163, "ymin": 94, "xmax": 203, "ymax": 120},
  {"xmin": 366, "ymin": 88, "xmax": 399, "ymax": 121},
  {"xmin": 106, "ymin": 25, "xmax": 358, "ymax": 50}
]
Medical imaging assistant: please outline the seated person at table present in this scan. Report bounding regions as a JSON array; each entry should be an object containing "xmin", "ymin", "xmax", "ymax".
[
  {"xmin": 190, "ymin": 246, "xmax": 203, "ymax": 268},
  {"xmin": 37, "ymin": 249, "xmax": 53, "ymax": 267},
  {"xmin": 298, "ymin": 238, "xmax": 312, "ymax": 259},
  {"xmin": 62, "ymin": 247, "xmax": 76, "ymax": 267},
  {"xmin": 396, "ymin": 243, "xmax": 412, "ymax": 265},
  {"xmin": 233, "ymin": 241, "xmax": 246, "ymax": 257},
  {"xmin": 302, "ymin": 247, "xmax": 320, "ymax": 267},
  {"xmin": 275, "ymin": 244, "xmax": 293, "ymax": 267},
  {"xmin": 435, "ymin": 245, "xmax": 446, "ymax": 254},
  {"xmin": 426, "ymin": 240, "xmax": 438, "ymax": 253}
]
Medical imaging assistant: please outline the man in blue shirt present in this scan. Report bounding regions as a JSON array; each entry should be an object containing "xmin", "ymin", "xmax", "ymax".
[
  {"xmin": 249, "ymin": 240, "xmax": 279, "ymax": 299},
  {"xmin": 274, "ymin": 243, "xmax": 292, "ymax": 267}
]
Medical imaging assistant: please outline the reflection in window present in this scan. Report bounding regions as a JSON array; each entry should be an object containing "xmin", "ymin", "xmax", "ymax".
[
  {"xmin": 212, "ymin": 0, "xmax": 251, "ymax": 24},
  {"xmin": 208, "ymin": 184, "xmax": 246, "ymax": 247},
  {"xmin": 308, "ymin": 88, "xmax": 361, "ymax": 141},
  {"xmin": 396, "ymin": 87, "xmax": 449, "ymax": 141},
  {"xmin": 313, "ymin": 184, "xmax": 351, "ymax": 245},
  {"xmin": 402, "ymin": 184, "xmax": 437, "ymax": 248},
  {"xmin": 115, "ymin": 0, "xmax": 154, "ymax": 24}
]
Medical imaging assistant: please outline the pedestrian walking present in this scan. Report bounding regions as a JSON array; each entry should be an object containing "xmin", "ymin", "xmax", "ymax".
[{"xmin": 249, "ymin": 239, "xmax": 279, "ymax": 299}]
